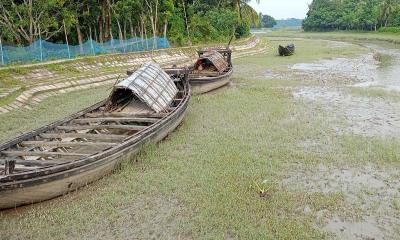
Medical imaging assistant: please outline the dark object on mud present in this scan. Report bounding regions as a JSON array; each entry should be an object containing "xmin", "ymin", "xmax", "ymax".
[
  {"xmin": 0, "ymin": 63, "xmax": 191, "ymax": 210},
  {"xmin": 278, "ymin": 44, "xmax": 295, "ymax": 56},
  {"xmin": 189, "ymin": 48, "xmax": 233, "ymax": 94}
]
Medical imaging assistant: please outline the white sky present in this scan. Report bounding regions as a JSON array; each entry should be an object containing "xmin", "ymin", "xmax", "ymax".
[{"xmin": 249, "ymin": 0, "xmax": 313, "ymax": 19}]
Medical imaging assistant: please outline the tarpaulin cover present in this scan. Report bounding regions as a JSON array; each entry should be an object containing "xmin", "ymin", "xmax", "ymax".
[{"xmin": 113, "ymin": 62, "xmax": 178, "ymax": 113}]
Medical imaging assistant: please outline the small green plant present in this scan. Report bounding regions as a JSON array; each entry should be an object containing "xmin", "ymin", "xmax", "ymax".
[{"xmin": 252, "ymin": 179, "xmax": 277, "ymax": 199}]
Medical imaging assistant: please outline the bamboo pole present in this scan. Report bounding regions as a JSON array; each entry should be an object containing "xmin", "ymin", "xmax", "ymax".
[
  {"xmin": 39, "ymin": 26, "xmax": 43, "ymax": 62},
  {"xmin": 89, "ymin": 26, "xmax": 95, "ymax": 56},
  {"xmin": 0, "ymin": 37, "xmax": 4, "ymax": 65},
  {"xmin": 63, "ymin": 20, "xmax": 71, "ymax": 59}
]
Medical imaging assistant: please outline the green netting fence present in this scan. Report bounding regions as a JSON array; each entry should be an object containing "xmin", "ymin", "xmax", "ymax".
[{"xmin": 0, "ymin": 37, "xmax": 169, "ymax": 66}]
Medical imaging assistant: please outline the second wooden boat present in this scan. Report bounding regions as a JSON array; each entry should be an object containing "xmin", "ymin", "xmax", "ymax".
[
  {"xmin": 278, "ymin": 44, "xmax": 295, "ymax": 56},
  {"xmin": 189, "ymin": 48, "xmax": 233, "ymax": 95},
  {"xmin": 0, "ymin": 63, "xmax": 190, "ymax": 210}
]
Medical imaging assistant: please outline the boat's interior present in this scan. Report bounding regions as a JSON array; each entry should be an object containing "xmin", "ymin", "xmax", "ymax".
[
  {"xmin": 189, "ymin": 50, "xmax": 232, "ymax": 78},
  {"xmin": 0, "ymin": 70, "xmax": 186, "ymax": 176}
]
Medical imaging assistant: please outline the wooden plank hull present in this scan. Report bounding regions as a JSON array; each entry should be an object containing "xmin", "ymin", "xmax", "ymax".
[
  {"xmin": 190, "ymin": 68, "xmax": 233, "ymax": 95},
  {"xmin": 0, "ymin": 74, "xmax": 190, "ymax": 210},
  {"xmin": 0, "ymin": 108, "xmax": 186, "ymax": 209}
]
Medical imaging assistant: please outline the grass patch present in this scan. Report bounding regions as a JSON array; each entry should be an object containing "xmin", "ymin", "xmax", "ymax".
[
  {"xmin": 0, "ymin": 87, "xmax": 26, "ymax": 106},
  {"xmin": 0, "ymin": 85, "xmax": 110, "ymax": 142},
  {"xmin": 265, "ymin": 29, "xmax": 400, "ymax": 45},
  {"xmin": 349, "ymin": 87, "xmax": 400, "ymax": 102}
]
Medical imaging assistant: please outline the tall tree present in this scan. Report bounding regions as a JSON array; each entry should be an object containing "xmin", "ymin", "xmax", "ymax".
[{"xmin": 0, "ymin": 0, "xmax": 70, "ymax": 44}]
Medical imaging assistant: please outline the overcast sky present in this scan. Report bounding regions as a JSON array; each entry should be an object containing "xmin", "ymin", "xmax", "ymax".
[{"xmin": 249, "ymin": 0, "xmax": 312, "ymax": 20}]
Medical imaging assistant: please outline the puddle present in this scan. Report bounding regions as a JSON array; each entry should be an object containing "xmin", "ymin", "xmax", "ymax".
[
  {"xmin": 282, "ymin": 163, "xmax": 400, "ymax": 239},
  {"xmin": 353, "ymin": 43, "xmax": 400, "ymax": 92}
]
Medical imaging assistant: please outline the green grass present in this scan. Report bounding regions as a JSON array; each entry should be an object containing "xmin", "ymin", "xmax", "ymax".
[
  {"xmin": 0, "ymin": 87, "xmax": 26, "ymax": 106},
  {"xmin": 265, "ymin": 29, "xmax": 400, "ymax": 44},
  {"xmin": 0, "ymin": 34, "xmax": 399, "ymax": 239},
  {"xmin": 349, "ymin": 87, "xmax": 400, "ymax": 102},
  {"xmin": 0, "ymin": 85, "xmax": 110, "ymax": 142}
]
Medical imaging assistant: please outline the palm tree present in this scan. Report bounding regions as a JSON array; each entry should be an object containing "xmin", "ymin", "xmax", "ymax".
[
  {"xmin": 233, "ymin": 0, "xmax": 260, "ymax": 25},
  {"xmin": 379, "ymin": 0, "xmax": 396, "ymax": 27}
]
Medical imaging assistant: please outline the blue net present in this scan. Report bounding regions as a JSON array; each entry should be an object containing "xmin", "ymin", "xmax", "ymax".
[{"xmin": 0, "ymin": 37, "xmax": 169, "ymax": 65}]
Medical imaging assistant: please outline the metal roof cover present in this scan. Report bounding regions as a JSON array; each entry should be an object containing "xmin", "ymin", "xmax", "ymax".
[
  {"xmin": 195, "ymin": 51, "xmax": 229, "ymax": 73},
  {"xmin": 114, "ymin": 62, "xmax": 178, "ymax": 113}
]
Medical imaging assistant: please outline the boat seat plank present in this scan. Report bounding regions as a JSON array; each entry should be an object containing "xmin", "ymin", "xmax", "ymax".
[
  {"xmin": 0, "ymin": 164, "xmax": 41, "ymax": 171},
  {"xmin": 20, "ymin": 141, "xmax": 117, "ymax": 148},
  {"xmin": 85, "ymin": 112, "xmax": 166, "ymax": 118},
  {"xmin": 40, "ymin": 133, "xmax": 126, "ymax": 141},
  {"xmin": 189, "ymin": 72, "xmax": 221, "ymax": 77},
  {"xmin": 72, "ymin": 117, "xmax": 158, "ymax": 124},
  {"xmin": 0, "ymin": 158, "xmax": 69, "ymax": 167},
  {"xmin": 57, "ymin": 124, "xmax": 146, "ymax": 131},
  {"xmin": 1, "ymin": 151, "xmax": 90, "ymax": 157}
]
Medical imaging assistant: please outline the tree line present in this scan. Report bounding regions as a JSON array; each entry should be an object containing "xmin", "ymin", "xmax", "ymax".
[
  {"xmin": 0, "ymin": 0, "xmax": 260, "ymax": 46},
  {"xmin": 303, "ymin": 0, "xmax": 400, "ymax": 31},
  {"xmin": 257, "ymin": 14, "xmax": 277, "ymax": 28}
]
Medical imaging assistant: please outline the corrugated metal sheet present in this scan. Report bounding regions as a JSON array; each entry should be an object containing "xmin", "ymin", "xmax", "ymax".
[
  {"xmin": 113, "ymin": 62, "xmax": 178, "ymax": 113},
  {"xmin": 194, "ymin": 51, "xmax": 229, "ymax": 73}
]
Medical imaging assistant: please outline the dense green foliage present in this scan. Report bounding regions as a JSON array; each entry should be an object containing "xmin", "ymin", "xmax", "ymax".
[
  {"xmin": 379, "ymin": 26, "xmax": 400, "ymax": 33},
  {"xmin": 303, "ymin": 0, "xmax": 400, "ymax": 31},
  {"xmin": 258, "ymin": 14, "xmax": 277, "ymax": 28},
  {"xmin": 0, "ymin": 0, "xmax": 259, "ymax": 46}
]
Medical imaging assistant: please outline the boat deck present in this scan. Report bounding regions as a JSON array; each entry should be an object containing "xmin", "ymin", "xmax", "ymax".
[{"xmin": 0, "ymin": 92, "xmax": 184, "ymax": 176}]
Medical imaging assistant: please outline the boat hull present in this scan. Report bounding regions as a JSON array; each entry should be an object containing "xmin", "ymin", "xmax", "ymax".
[
  {"xmin": 0, "ymin": 84, "xmax": 190, "ymax": 210},
  {"xmin": 278, "ymin": 45, "xmax": 295, "ymax": 56},
  {"xmin": 0, "ymin": 109, "xmax": 185, "ymax": 209},
  {"xmin": 190, "ymin": 68, "xmax": 233, "ymax": 95}
]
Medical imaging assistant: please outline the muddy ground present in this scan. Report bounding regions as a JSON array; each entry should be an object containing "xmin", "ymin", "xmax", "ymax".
[{"xmin": 269, "ymin": 39, "xmax": 400, "ymax": 240}]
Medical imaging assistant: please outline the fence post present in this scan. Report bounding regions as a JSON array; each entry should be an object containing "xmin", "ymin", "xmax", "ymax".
[
  {"xmin": 38, "ymin": 27, "xmax": 43, "ymax": 62},
  {"xmin": 121, "ymin": 39, "xmax": 126, "ymax": 53},
  {"xmin": 63, "ymin": 20, "xmax": 71, "ymax": 59},
  {"xmin": 39, "ymin": 37, "xmax": 43, "ymax": 62},
  {"xmin": 90, "ymin": 38, "xmax": 95, "ymax": 56},
  {"xmin": 0, "ymin": 38, "xmax": 4, "ymax": 65}
]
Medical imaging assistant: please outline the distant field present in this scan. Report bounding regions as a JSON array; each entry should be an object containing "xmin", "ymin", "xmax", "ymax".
[{"xmin": 266, "ymin": 29, "xmax": 400, "ymax": 44}]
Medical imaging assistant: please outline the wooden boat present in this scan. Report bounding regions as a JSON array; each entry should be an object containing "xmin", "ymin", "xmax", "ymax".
[
  {"xmin": 278, "ymin": 44, "xmax": 295, "ymax": 56},
  {"xmin": 189, "ymin": 48, "xmax": 233, "ymax": 94},
  {"xmin": 0, "ymin": 63, "xmax": 190, "ymax": 210}
]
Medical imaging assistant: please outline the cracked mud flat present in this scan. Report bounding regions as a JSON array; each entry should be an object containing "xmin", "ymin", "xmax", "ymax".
[
  {"xmin": 291, "ymin": 53, "xmax": 378, "ymax": 83},
  {"xmin": 294, "ymin": 87, "xmax": 400, "ymax": 137},
  {"xmin": 264, "ymin": 53, "xmax": 379, "ymax": 86},
  {"xmin": 285, "ymin": 40, "xmax": 400, "ymax": 239},
  {"xmin": 290, "ymin": 40, "xmax": 400, "ymax": 138},
  {"xmin": 282, "ymin": 164, "xmax": 400, "ymax": 240}
]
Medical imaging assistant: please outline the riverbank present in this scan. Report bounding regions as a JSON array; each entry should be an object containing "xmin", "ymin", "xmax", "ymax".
[{"xmin": 1, "ymin": 32, "xmax": 399, "ymax": 239}]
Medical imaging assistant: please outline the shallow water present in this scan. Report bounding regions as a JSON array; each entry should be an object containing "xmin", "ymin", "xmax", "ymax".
[{"xmin": 354, "ymin": 42, "xmax": 400, "ymax": 91}]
